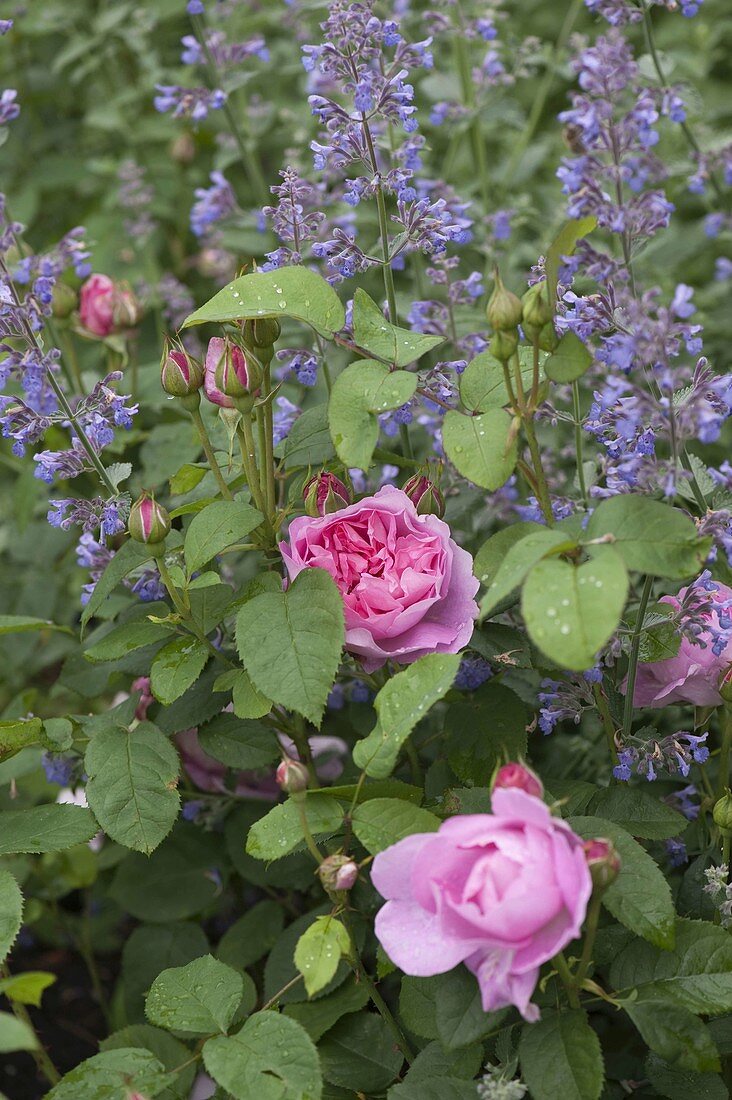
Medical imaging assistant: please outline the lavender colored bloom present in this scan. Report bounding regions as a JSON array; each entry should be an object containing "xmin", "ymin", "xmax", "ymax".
[
  {"xmin": 190, "ymin": 171, "xmax": 236, "ymax": 238},
  {"xmin": 613, "ymin": 730, "xmax": 709, "ymax": 781},
  {"xmin": 187, "ymin": 0, "xmax": 205, "ymax": 12},
  {"xmin": 42, "ymin": 752, "xmax": 76, "ymax": 786},
  {"xmin": 665, "ymin": 839, "xmax": 688, "ymax": 867},
  {"xmin": 0, "ymin": 20, "xmax": 13, "ymax": 34},
  {"xmin": 272, "ymin": 396, "xmax": 300, "ymax": 445},
  {"xmin": 0, "ymin": 89, "xmax": 19, "ymax": 125},
  {"xmin": 154, "ymin": 84, "xmax": 226, "ymax": 121},
  {"xmin": 455, "ymin": 656, "xmax": 492, "ymax": 691}
]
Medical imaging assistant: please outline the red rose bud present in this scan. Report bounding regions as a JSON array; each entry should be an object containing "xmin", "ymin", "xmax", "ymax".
[
  {"xmin": 719, "ymin": 665, "xmax": 732, "ymax": 704},
  {"xmin": 583, "ymin": 838, "xmax": 621, "ymax": 889},
  {"xmin": 128, "ymin": 491, "xmax": 171, "ymax": 550},
  {"xmin": 318, "ymin": 854, "xmax": 359, "ymax": 894},
  {"xmin": 213, "ymin": 337, "xmax": 262, "ymax": 401},
  {"xmin": 303, "ymin": 472, "xmax": 352, "ymax": 517},
  {"xmin": 486, "ymin": 269, "xmax": 523, "ymax": 332},
  {"xmin": 161, "ymin": 342, "xmax": 204, "ymax": 398},
  {"xmin": 493, "ymin": 762, "xmax": 543, "ymax": 799},
  {"xmin": 403, "ymin": 474, "xmax": 445, "ymax": 518},
  {"xmin": 276, "ymin": 756, "xmax": 309, "ymax": 795}
]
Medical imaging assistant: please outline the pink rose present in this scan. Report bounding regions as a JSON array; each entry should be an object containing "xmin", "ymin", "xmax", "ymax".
[
  {"xmin": 280, "ymin": 486, "xmax": 479, "ymax": 672},
  {"xmin": 79, "ymin": 274, "xmax": 115, "ymax": 336},
  {"xmin": 371, "ymin": 787, "xmax": 592, "ymax": 1021},
  {"xmin": 624, "ymin": 582, "xmax": 732, "ymax": 708}
]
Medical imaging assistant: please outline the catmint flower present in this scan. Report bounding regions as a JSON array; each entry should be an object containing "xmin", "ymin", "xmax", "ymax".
[
  {"xmin": 665, "ymin": 838, "xmax": 688, "ymax": 867},
  {"xmin": 0, "ymin": 89, "xmax": 19, "ymax": 125},
  {"xmin": 454, "ymin": 655, "xmax": 493, "ymax": 692},
  {"xmin": 476, "ymin": 1064, "xmax": 528, "ymax": 1100},
  {"xmin": 613, "ymin": 730, "xmax": 709, "ymax": 781},
  {"xmin": 153, "ymin": 84, "xmax": 226, "ymax": 121},
  {"xmin": 190, "ymin": 171, "xmax": 236, "ymax": 238},
  {"xmin": 42, "ymin": 752, "xmax": 76, "ymax": 787}
]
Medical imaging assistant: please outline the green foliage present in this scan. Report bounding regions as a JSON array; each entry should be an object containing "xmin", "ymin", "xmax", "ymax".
[
  {"xmin": 247, "ymin": 795, "xmax": 345, "ymax": 861},
  {"xmin": 352, "ymin": 289, "xmax": 443, "ymax": 364},
  {"xmin": 585, "ymin": 495, "xmax": 711, "ymax": 578},
  {"xmin": 46, "ymin": 1049, "xmax": 171, "ymax": 1099},
  {"xmin": 0, "ymin": 805, "xmax": 98, "ymax": 854},
  {"xmin": 441, "ymin": 408, "xmax": 518, "ymax": 490},
  {"xmin": 0, "ymin": 870, "xmax": 23, "ymax": 964},
  {"xmin": 183, "ymin": 500, "xmax": 263, "ymax": 574},
  {"xmin": 328, "ymin": 359, "xmax": 417, "ymax": 469},
  {"xmin": 146, "ymin": 955, "xmax": 245, "ymax": 1034},
  {"xmin": 351, "ymin": 797, "xmax": 440, "ymax": 854},
  {"xmin": 519, "ymin": 1009, "xmax": 604, "ymax": 1100},
  {"xmin": 150, "ymin": 636, "xmax": 210, "ymax": 705},
  {"xmin": 202, "ymin": 1013, "xmax": 323, "ymax": 1100},
  {"xmin": 543, "ymin": 331, "xmax": 593, "ymax": 383},
  {"xmin": 460, "ymin": 348, "xmax": 541, "ymax": 413},
  {"xmin": 294, "ymin": 915, "xmax": 351, "ymax": 996}
]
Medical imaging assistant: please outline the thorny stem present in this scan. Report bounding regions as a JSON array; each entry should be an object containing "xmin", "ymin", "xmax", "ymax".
[
  {"xmin": 236, "ymin": 420, "xmax": 271, "ymax": 529},
  {"xmin": 575, "ymin": 893, "xmax": 603, "ymax": 990},
  {"xmin": 552, "ymin": 951, "xmax": 581, "ymax": 1010},
  {"xmin": 0, "ymin": 965, "xmax": 60, "ymax": 1086},
  {"xmin": 622, "ymin": 574, "xmax": 655, "ymax": 741},
  {"xmin": 156, "ymin": 554, "xmax": 191, "ymax": 620},
  {"xmin": 294, "ymin": 795, "xmax": 324, "ymax": 864},
  {"xmin": 189, "ymin": 406, "xmax": 234, "ymax": 500}
]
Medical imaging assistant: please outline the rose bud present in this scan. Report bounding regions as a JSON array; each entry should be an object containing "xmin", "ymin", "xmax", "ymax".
[
  {"xmin": 402, "ymin": 474, "xmax": 445, "ymax": 518},
  {"xmin": 489, "ymin": 329, "xmax": 518, "ymax": 364},
  {"xmin": 128, "ymin": 491, "xmax": 171, "ymax": 553},
  {"xmin": 203, "ymin": 337, "xmax": 235, "ymax": 408},
  {"xmin": 486, "ymin": 269, "xmax": 523, "ymax": 332},
  {"xmin": 319, "ymin": 853, "xmax": 359, "ymax": 894},
  {"xmin": 538, "ymin": 320, "xmax": 559, "ymax": 354},
  {"xmin": 161, "ymin": 341, "xmax": 204, "ymax": 400},
  {"xmin": 51, "ymin": 281, "xmax": 77, "ymax": 319},
  {"xmin": 303, "ymin": 472, "xmax": 351, "ymax": 517},
  {"xmin": 276, "ymin": 756, "xmax": 309, "ymax": 795},
  {"xmin": 583, "ymin": 838, "xmax": 621, "ymax": 889},
  {"xmin": 251, "ymin": 317, "xmax": 281, "ymax": 348},
  {"xmin": 493, "ymin": 762, "xmax": 543, "ymax": 799},
  {"xmin": 79, "ymin": 273, "xmax": 115, "ymax": 337},
  {"xmin": 112, "ymin": 282, "xmax": 143, "ymax": 329},
  {"xmin": 213, "ymin": 338, "xmax": 262, "ymax": 404},
  {"xmin": 521, "ymin": 282, "xmax": 552, "ymax": 338},
  {"xmin": 713, "ymin": 791, "xmax": 732, "ymax": 835}
]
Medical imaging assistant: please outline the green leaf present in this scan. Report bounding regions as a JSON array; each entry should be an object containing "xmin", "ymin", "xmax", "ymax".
[
  {"xmin": 402, "ymin": 1039, "xmax": 483, "ymax": 1084},
  {"xmin": 0, "ymin": 870, "xmax": 23, "ymax": 964},
  {"xmin": 0, "ymin": 805, "xmax": 98, "ymax": 855},
  {"xmin": 0, "ymin": 970, "xmax": 55, "ymax": 1007},
  {"xmin": 589, "ymin": 786, "xmax": 686, "ymax": 840},
  {"xmin": 442, "ymin": 408, "xmax": 517, "ymax": 490},
  {"xmin": 236, "ymin": 568, "xmax": 344, "ymax": 726},
  {"xmin": 569, "ymin": 816, "xmax": 676, "ymax": 948},
  {"xmin": 435, "ymin": 967, "xmax": 508, "ymax": 1050},
  {"xmin": 609, "ymin": 918, "xmax": 732, "ymax": 1014},
  {"xmin": 399, "ymin": 976, "xmax": 440, "ymax": 1039},
  {"xmin": 0, "ymin": 1010, "xmax": 38, "ymax": 1053},
  {"xmin": 146, "ymin": 954, "xmax": 244, "ymax": 1035},
  {"xmin": 187, "ymin": 583, "xmax": 236, "ymax": 634},
  {"xmin": 645, "ymin": 1052, "xmax": 728, "ymax": 1100},
  {"xmin": 81, "ymin": 539, "xmax": 152, "ymax": 633},
  {"xmin": 328, "ymin": 359, "xmax": 417, "ymax": 470},
  {"xmin": 169, "ymin": 462, "xmax": 207, "ymax": 496},
  {"xmin": 585, "ymin": 496, "xmax": 710, "ymax": 579},
  {"xmin": 84, "ymin": 620, "xmax": 174, "ymax": 663},
  {"xmin": 294, "ymin": 915, "xmax": 351, "ymax": 997},
  {"xmin": 519, "ymin": 1009, "xmax": 604, "ymax": 1100},
  {"xmin": 217, "ymin": 900, "xmax": 285, "ymax": 971},
  {"xmin": 352, "ymin": 653, "xmax": 460, "ymax": 778},
  {"xmin": 281, "ymin": 404, "xmax": 336, "ymax": 469},
  {"xmin": 479, "ymin": 527, "xmax": 573, "ymax": 619},
  {"xmin": 46, "ymin": 1049, "xmax": 170, "ymax": 1099},
  {"xmin": 111, "ymin": 826, "xmax": 222, "ymax": 922},
  {"xmin": 389, "ymin": 1080, "xmax": 477, "ymax": 1100},
  {"xmin": 183, "ymin": 265, "xmax": 345, "ymax": 339},
  {"xmin": 459, "ymin": 347, "xmax": 542, "ymax": 413},
  {"xmin": 543, "ymin": 331, "xmax": 592, "ymax": 383},
  {"xmin": 184, "ymin": 500, "xmax": 263, "ymax": 575},
  {"xmin": 352, "ymin": 798, "xmax": 439, "ymax": 855},
  {"xmin": 522, "ymin": 546, "xmax": 629, "ymax": 670},
  {"xmin": 319, "ymin": 1013, "xmax": 404, "ymax": 1093},
  {"xmin": 284, "ymin": 978, "xmax": 369, "ymax": 1042},
  {"xmin": 198, "ymin": 712, "xmax": 278, "ymax": 770},
  {"xmin": 101, "ymin": 1024, "xmax": 196, "ymax": 1100},
  {"xmin": 352, "ymin": 288, "xmax": 443, "ymax": 365},
  {"xmin": 121, "ymin": 922, "xmax": 209, "ymax": 1023},
  {"xmin": 623, "ymin": 1000, "xmax": 720, "ymax": 1073},
  {"xmin": 85, "ymin": 722, "xmax": 180, "ymax": 854},
  {"xmin": 203, "ymin": 1012, "xmax": 322, "ymax": 1100},
  {"xmin": 445, "ymin": 682, "xmax": 528, "ymax": 786},
  {"xmin": 0, "ymin": 615, "xmax": 71, "ymax": 636},
  {"xmin": 0, "ymin": 718, "xmax": 44, "ymax": 762},
  {"xmin": 545, "ymin": 216, "xmax": 597, "ymax": 308},
  {"xmin": 150, "ymin": 636, "xmax": 209, "ymax": 705},
  {"xmin": 247, "ymin": 795, "xmax": 345, "ymax": 861}
]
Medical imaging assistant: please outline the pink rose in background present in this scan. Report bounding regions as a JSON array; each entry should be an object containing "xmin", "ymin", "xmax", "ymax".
[
  {"xmin": 371, "ymin": 786, "xmax": 592, "ymax": 1021},
  {"xmin": 624, "ymin": 581, "xmax": 732, "ymax": 708},
  {"xmin": 79, "ymin": 273, "xmax": 115, "ymax": 336},
  {"xmin": 280, "ymin": 486, "xmax": 479, "ymax": 672}
]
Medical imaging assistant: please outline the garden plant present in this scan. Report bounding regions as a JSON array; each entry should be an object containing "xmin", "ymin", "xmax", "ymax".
[{"xmin": 2, "ymin": 0, "xmax": 732, "ymax": 1097}]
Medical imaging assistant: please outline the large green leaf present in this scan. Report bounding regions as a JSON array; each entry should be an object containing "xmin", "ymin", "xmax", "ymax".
[
  {"xmin": 479, "ymin": 526, "xmax": 573, "ymax": 619},
  {"xmin": 203, "ymin": 1012, "xmax": 322, "ymax": 1100},
  {"xmin": 522, "ymin": 546, "xmax": 629, "ymax": 670},
  {"xmin": 610, "ymin": 919, "xmax": 732, "ymax": 1014},
  {"xmin": 352, "ymin": 653, "xmax": 460, "ymax": 778},
  {"xmin": 85, "ymin": 722, "xmax": 180, "ymax": 854},
  {"xmin": 284, "ymin": 979, "xmax": 369, "ymax": 1042},
  {"xmin": 184, "ymin": 500, "xmax": 263, "ymax": 575},
  {"xmin": 47, "ymin": 1049, "xmax": 171, "ymax": 1099},
  {"xmin": 352, "ymin": 798, "xmax": 439, "ymax": 855},
  {"xmin": 0, "ymin": 870, "xmax": 23, "ymax": 964},
  {"xmin": 111, "ymin": 826, "xmax": 221, "ymax": 922},
  {"xmin": 294, "ymin": 915, "xmax": 350, "ymax": 997},
  {"xmin": 0, "ymin": 805, "xmax": 98, "ymax": 855},
  {"xmin": 0, "ymin": 1011, "xmax": 38, "ymax": 1053},
  {"xmin": 0, "ymin": 615, "xmax": 71, "ymax": 636},
  {"xmin": 182, "ymin": 265, "xmax": 345, "ymax": 339},
  {"xmin": 543, "ymin": 331, "xmax": 592, "ymax": 383},
  {"xmin": 445, "ymin": 682, "xmax": 528, "ymax": 786},
  {"xmin": 246, "ymin": 795, "xmax": 345, "ymax": 861},
  {"xmin": 217, "ymin": 901, "xmax": 285, "ymax": 971},
  {"xmin": 150, "ymin": 636, "xmax": 209, "ymax": 705},
  {"xmin": 623, "ymin": 1000, "xmax": 720, "ymax": 1073},
  {"xmin": 645, "ymin": 1052, "xmax": 728, "ymax": 1100},
  {"xmin": 328, "ymin": 359, "xmax": 417, "ymax": 470},
  {"xmin": 352, "ymin": 288, "xmax": 443, "ymax": 365},
  {"xmin": 84, "ymin": 619, "xmax": 174, "ymax": 663},
  {"xmin": 460, "ymin": 347, "xmax": 541, "ymax": 413},
  {"xmin": 589, "ymin": 786, "xmax": 686, "ymax": 840},
  {"xmin": 121, "ymin": 922, "xmax": 209, "ymax": 1022},
  {"xmin": 585, "ymin": 496, "xmax": 710, "ymax": 579},
  {"xmin": 519, "ymin": 1009, "xmax": 604, "ymax": 1100},
  {"xmin": 197, "ymin": 713, "xmax": 278, "ymax": 770},
  {"xmin": 318, "ymin": 1013, "xmax": 403, "ymax": 1093},
  {"xmin": 236, "ymin": 567, "xmax": 344, "ymax": 726},
  {"xmin": 101, "ymin": 1025, "xmax": 196, "ymax": 1100},
  {"xmin": 569, "ymin": 816, "xmax": 676, "ymax": 948},
  {"xmin": 0, "ymin": 717, "xmax": 45, "ymax": 762},
  {"xmin": 146, "ymin": 954, "xmax": 244, "ymax": 1034},
  {"xmin": 441, "ymin": 408, "xmax": 517, "ymax": 490},
  {"xmin": 80, "ymin": 539, "xmax": 152, "ymax": 633},
  {"xmin": 434, "ymin": 967, "xmax": 508, "ymax": 1050},
  {"xmin": 281, "ymin": 404, "xmax": 335, "ymax": 469}
]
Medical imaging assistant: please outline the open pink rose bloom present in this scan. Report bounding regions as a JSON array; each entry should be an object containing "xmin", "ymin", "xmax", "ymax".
[
  {"xmin": 372, "ymin": 787, "xmax": 592, "ymax": 1021},
  {"xmin": 280, "ymin": 485, "xmax": 479, "ymax": 672}
]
